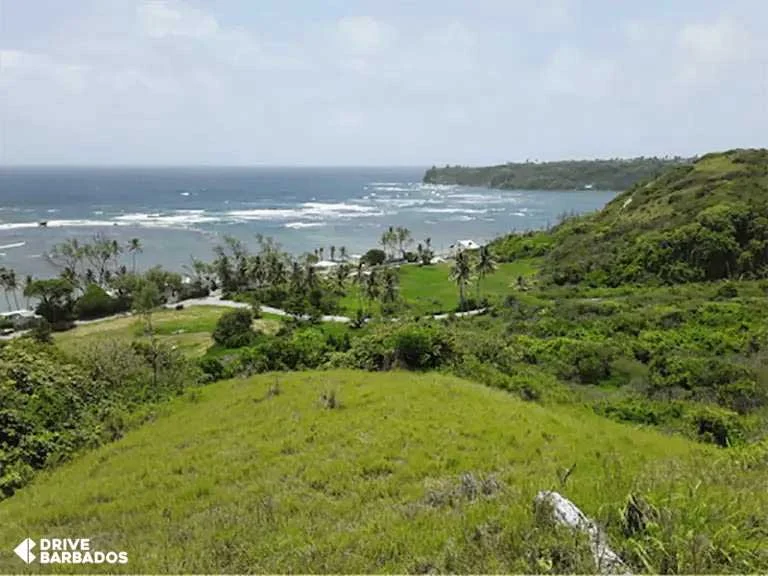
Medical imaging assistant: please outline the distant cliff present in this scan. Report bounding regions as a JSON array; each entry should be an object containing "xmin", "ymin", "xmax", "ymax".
[{"xmin": 423, "ymin": 157, "xmax": 693, "ymax": 191}]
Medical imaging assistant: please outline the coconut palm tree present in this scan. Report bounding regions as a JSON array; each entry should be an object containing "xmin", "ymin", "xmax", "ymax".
[
  {"xmin": 289, "ymin": 261, "xmax": 304, "ymax": 292},
  {"xmin": 6, "ymin": 269, "xmax": 20, "ymax": 310},
  {"xmin": 395, "ymin": 227, "xmax": 413, "ymax": 259},
  {"xmin": 305, "ymin": 262, "xmax": 319, "ymax": 290},
  {"xmin": 330, "ymin": 245, "xmax": 336, "ymax": 262},
  {"xmin": 319, "ymin": 247, "xmax": 325, "ymax": 261},
  {"xmin": 474, "ymin": 245, "xmax": 497, "ymax": 302},
  {"xmin": 364, "ymin": 268, "xmax": 379, "ymax": 309},
  {"xmin": 450, "ymin": 250, "xmax": 472, "ymax": 311},
  {"xmin": 0, "ymin": 268, "xmax": 11, "ymax": 310},
  {"xmin": 23, "ymin": 274, "xmax": 33, "ymax": 309},
  {"xmin": 333, "ymin": 263, "xmax": 350, "ymax": 293},
  {"xmin": 128, "ymin": 238, "xmax": 143, "ymax": 273},
  {"xmin": 380, "ymin": 268, "xmax": 399, "ymax": 307},
  {"xmin": 339, "ymin": 246, "xmax": 347, "ymax": 261}
]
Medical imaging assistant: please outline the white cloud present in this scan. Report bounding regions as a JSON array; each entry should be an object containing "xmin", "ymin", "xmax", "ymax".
[
  {"xmin": 0, "ymin": 49, "xmax": 89, "ymax": 92},
  {"xmin": 678, "ymin": 18, "xmax": 752, "ymax": 85},
  {"xmin": 137, "ymin": 0, "xmax": 219, "ymax": 39},
  {"xmin": 335, "ymin": 16, "xmax": 394, "ymax": 54},
  {"xmin": 540, "ymin": 45, "xmax": 614, "ymax": 99}
]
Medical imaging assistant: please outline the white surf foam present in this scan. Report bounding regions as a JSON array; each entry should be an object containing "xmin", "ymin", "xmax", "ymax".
[
  {"xmin": 284, "ymin": 222, "xmax": 326, "ymax": 229},
  {"xmin": 0, "ymin": 241, "xmax": 26, "ymax": 250}
]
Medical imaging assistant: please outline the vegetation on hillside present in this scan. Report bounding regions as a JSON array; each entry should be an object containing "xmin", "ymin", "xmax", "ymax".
[
  {"xmin": 488, "ymin": 149, "xmax": 768, "ymax": 288},
  {"xmin": 424, "ymin": 156, "xmax": 691, "ymax": 191}
]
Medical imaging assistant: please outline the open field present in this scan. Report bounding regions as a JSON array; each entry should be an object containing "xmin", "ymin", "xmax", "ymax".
[
  {"xmin": 1, "ymin": 370, "xmax": 766, "ymax": 574},
  {"xmin": 55, "ymin": 306, "xmax": 282, "ymax": 356},
  {"xmin": 340, "ymin": 258, "xmax": 540, "ymax": 316}
]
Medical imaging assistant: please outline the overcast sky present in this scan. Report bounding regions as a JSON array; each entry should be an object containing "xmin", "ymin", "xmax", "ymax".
[{"xmin": 1, "ymin": 0, "xmax": 766, "ymax": 166}]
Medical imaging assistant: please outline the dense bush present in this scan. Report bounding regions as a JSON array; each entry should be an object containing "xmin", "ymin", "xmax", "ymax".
[
  {"xmin": 212, "ymin": 308, "xmax": 256, "ymax": 348},
  {"xmin": 362, "ymin": 248, "xmax": 386, "ymax": 266},
  {"xmin": 74, "ymin": 283, "xmax": 127, "ymax": 320},
  {"xmin": 0, "ymin": 339, "xmax": 199, "ymax": 498}
]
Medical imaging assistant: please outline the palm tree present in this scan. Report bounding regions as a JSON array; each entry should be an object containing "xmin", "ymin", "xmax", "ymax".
[
  {"xmin": 354, "ymin": 260, "xmax": 365, "ymax": 309},
  {"xmin": 380, "ymin": 269, "xmax": 398, "ymax": 306},
  {"xmin": 339, "ymin": 246, "xmax": 347, "ymax": 261},
  {"xmin": 23, "ymin": 274, "xmax": 33, "ymax": 309},
  {"xmin": 319, "ymin": 247, "xmax": 325, "ymax": 261},
  {"xmin": 333, "ymin": 263, "xmax": 349, "ymax": 293},
  {"xmin": 380, "ymin": 226, "xmax": 396, "ymax": 260},
  {"xmin": 0, "ymin": 268, "xmax": 10, "ymax": 310},
  {"xmin": 330, "ymin": 245, "xmax": 336, "ymax": 262},
  {"xmin": 289, "ymin": 261, "xmax": 304, "ymax": 292},
  {"xmin": 474, "ymin": 245, "xmax": 497, "ymax": 302},
  {"xmin": 450, "ymin": 250, "xmax": 472, "ymax": 311},
  {"xmin": 248, "ymin": 255, "xmax": 264, "ymax": 288},
  {"xmin": 364, "ymin": 268, "xmax": 379, "ymax": 309},
  {"xmin": 128, "ymin": 238, "xmax": 143, "ymax": 273},
  {"xmin": 267, "ymin": 254, "xmax": 287, "ymax": 288},
  {"xmin": 6, "ymin": 269, "xmax": 20, "ymax": 310},
  {"xmin": 305, "ymin": 262, "xmax": 319, "ymax": 290},
  {"xmin": 395, "ymin": 227, "xmax": 412, "ymax": 259}
]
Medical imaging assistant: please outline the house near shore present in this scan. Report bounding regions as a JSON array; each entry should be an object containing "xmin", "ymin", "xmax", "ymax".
[
  {"xmin": 0, "ymin": 309, "xmax": 42, "ymax": 330},
  {"xmin": 449, "ymin": 239, "xmax": 481, "ymax": 255}
]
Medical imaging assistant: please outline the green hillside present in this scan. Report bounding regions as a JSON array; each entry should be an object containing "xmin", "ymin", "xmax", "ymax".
[
  {"xmin": 1, "ymin": 371, "xmax": 767, "ymax": 574},
  {"xmin": 528, "ymin": 149, "xmax": 768, "ymax": 286},
  {"xmin": 423, "ymin": 157, "xmax": 690, "ymax": 191}
]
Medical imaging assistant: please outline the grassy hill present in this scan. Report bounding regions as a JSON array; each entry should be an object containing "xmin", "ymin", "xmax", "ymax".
[
  {"xmin": 528, "ymin": 149, "xmax": 768, "ymax": 286},
  {"xmin": 1, "ymin": 370, "xmax": 767, "ymax": 573},
  {"xmin": 423, "ymin": 157, "xmax": 691, "ymax": 191}
]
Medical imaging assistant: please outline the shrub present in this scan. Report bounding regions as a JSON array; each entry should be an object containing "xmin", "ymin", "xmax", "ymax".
[
  {"xmin": 212, "ymin": 308, "xmax": 256, "ymax": 348},
  {"xmin": 74, "ymin": 283, "xmax": 124, "ymax": 320},
  {"xmin": 362, "ymin": 248, "xmax": 386, "ymax": 266},
  {"xmin": 391, "ymin": 324, "xmax": 454, "ymax": 370}
]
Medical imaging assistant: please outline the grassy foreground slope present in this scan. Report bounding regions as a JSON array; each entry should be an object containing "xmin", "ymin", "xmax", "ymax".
[{"xmin": 2, "ymin": 371, "xmax": 766, "ymax": 574}]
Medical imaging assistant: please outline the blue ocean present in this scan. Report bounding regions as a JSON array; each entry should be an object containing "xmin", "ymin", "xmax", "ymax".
[{"xmin": 0, "ymin": 166, "xmax": 616, "ymax": 290}]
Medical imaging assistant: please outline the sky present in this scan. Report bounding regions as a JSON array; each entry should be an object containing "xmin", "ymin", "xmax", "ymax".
[{"xmin": 0, "ymin": 0, "xmax": 766, "ymax": 166}]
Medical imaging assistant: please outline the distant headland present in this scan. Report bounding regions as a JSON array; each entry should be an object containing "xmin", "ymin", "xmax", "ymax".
[{"xmin": 423, "ymin": 156, "xmax": 693, "ymax": 191}]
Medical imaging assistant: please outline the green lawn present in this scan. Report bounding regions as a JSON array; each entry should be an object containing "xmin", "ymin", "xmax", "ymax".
[
  {"xmin": 55, "ymin": 306, "xmax": 282, "ymax": 356},
  {"xmin": 1, "ymin": 370, "xmax": 765, "ymax": 573},
  {"xmin": 341, "ymin": 258, "xmax": 540, "ymax": 317}
]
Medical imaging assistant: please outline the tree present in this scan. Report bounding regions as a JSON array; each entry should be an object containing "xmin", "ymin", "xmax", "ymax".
[
  {"xmin": 23, "ymin": 274, "xmax": 33, "ymax": 309},
  {"xmin": 305, "ymin": 263, "xmax": 319, "ymax": 290},
  {"xmin": 474, "ymin": 245, "xmax": 497, "ymax": 301},
  {"xmin": 212, "ymin": 308, "xmax": 255, "ymax": 348},
  {"xmin": 5, "ymin": 269, "xmax": 20, "ymax": 310},
  {"xmin": 450, "ymin": 250, "xmax": 472, "ymax": 311},
  {"xmin": 0, "ymin": 268, "xmax": 12, "ymax": 310},
  {"xmin": 333, "ymin": 263, "xmax": 350, "ymax": 293},
  {"xmin": 339, "ymin": 246, "xmax": 347, "ymax": 261},
  {"xmin": 133, "ymin": 280, "xmax": 163, "ymax": 389},
  {"xmin": 83, "ymin": 234, "xmax": 121, "ymax": 286},
  {"xmin": 364, "ymin": 268, "xmax": 379, "ymax": 310},
  {"xmin": 395, "ymin": 227, "xmax": 413, "ymax": 258},
  {"xmin": 330, "ymin": 245, "xmax": 336, "ymax": 262},
  {"xmin": 419, "ymin": 237, "xmax": 434, "ymax": 266},
  {"xmin": 128, "ymin": 238, "xmax": 143, "ymax": 273},
  {"xmin": 380, "ymin": 268, "xmax": 399, "ymax": 308},
  {"xmin": 380, "ymin": 227, "xmax": 397, "ymax": 260},
  {"xmin": 319, "ymin": 247, "xmax": 325, "ymax": 261},
  {"xmin": 46, "ymin": 239, "xmax": 84, "ymax": 288},
  {"xmin": 24, "ymin": 278, "xmax": 75, "ymax": 327},
  {"xmin": 362, "ymin": 248, "xmax": 386, "ymax": 266}
]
